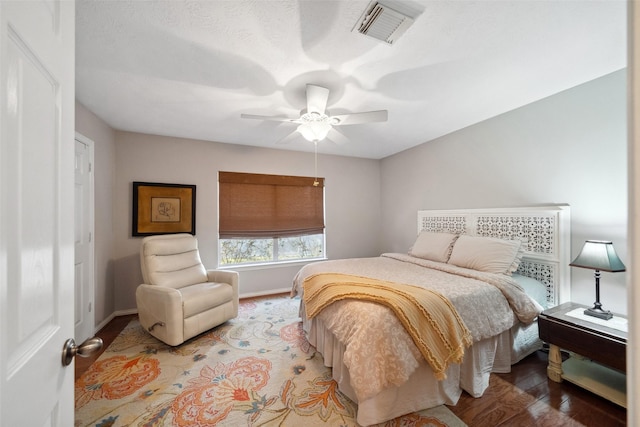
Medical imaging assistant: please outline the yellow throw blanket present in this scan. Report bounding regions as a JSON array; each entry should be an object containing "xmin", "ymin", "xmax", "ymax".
[{"xmin": 302, "ymin": 273, "xmax": 472, "ymax": 380}]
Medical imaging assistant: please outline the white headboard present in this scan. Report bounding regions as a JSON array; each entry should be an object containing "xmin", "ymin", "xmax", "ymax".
[{"xmin": 417, "ymin": 205, "xmax": 571, "ymax": 307}]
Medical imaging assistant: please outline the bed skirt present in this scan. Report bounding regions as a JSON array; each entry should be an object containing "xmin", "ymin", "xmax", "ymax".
[{"xmin": 303, "ymin": 312, "xmax": 542, "ymax": 426}]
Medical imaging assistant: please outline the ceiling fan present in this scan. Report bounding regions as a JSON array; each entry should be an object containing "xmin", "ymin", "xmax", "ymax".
[{"xmin": 241, "ymin": 84, "xmax": 388, "ymax": 145}]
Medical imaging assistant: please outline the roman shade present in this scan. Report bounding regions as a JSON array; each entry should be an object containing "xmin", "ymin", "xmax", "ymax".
[{"xmin": 219, "ymin": 171, "xmax": 324, "ymax": 239}]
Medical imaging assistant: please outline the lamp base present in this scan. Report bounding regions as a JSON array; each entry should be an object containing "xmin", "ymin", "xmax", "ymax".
[{"xmin": 584, "ymin": 306, "xmax": 613, "ymax": 320}]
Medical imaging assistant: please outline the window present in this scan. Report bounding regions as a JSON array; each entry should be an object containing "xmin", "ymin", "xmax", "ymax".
[{"xmin": 218, "ymin": 171, "xmax": 325, "ymax": 266}]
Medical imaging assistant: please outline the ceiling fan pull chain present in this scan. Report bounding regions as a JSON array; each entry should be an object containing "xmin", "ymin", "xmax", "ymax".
[{"xmin": 313, "ymin": 141, "xmax": 319, "ymax": 187}]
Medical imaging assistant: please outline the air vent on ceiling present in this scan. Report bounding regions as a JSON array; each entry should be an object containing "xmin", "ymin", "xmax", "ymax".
[{"xmin": 354, "ymin": 1, "xmax": 416, "ymax": 45}]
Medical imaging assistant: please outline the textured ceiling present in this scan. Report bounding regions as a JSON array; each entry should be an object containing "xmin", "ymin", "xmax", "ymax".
[{"xmin": 75, "ymin": 0, "xmax": 627, "ymax": 159}]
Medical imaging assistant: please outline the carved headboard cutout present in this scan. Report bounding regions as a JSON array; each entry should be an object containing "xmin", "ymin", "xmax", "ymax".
[{"xmin": 417, "ymin": 205, "xmax": 570, "ymax": 306}]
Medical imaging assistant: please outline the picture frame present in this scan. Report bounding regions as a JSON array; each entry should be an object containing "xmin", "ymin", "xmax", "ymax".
[{"xmin": 132, "ymin": 181, "xmax": 196, "ymax": 237}]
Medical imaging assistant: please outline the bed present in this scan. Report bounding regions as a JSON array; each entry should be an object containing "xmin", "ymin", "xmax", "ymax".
[{"xmin": 291, "ymin": 205, "xmax": 571, "ymax": 426}]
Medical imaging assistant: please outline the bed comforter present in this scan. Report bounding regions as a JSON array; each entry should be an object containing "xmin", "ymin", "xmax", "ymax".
[{"xmin": 291, "ymin": 253, "xmax": 543, "ymax": 402}]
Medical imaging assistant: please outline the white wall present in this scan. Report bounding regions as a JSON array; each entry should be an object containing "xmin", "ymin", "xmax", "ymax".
[
  {"xmin": 112, "ymin": 131, "xmax": 382, "ymax": 311},
  {"xmin": 380, "ymin": 70, "xmax": 628, "ymax": 314},
  {"xmin": 75, "ymin": 101, "xmax": 117, "ymax": 325}
]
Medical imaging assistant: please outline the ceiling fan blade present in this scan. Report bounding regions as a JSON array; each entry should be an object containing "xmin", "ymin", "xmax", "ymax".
[
  {"xmin": 306, "ymin": 84, "xmax": 330, "ymax": 115},
  {"xmin": 327, "ymin": 128, "xmax": 349, "ymax": 145},
  {"xmin": 241, "ymin": 113, "xmax": 301, "ymax": 123},
  {"xmin": 275, "ymin": 130, "xmax": 302, "ymax": 144},
  {"xmin": 330, "ymin": 110, "xmax": 388, "ymax": 125}
]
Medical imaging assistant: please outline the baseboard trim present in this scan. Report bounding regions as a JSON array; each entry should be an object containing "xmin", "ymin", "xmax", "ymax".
[
  {"xmin": 95, "ymin": 313, "xmax": 115, "ymax": 333},
  {"xmin": 239, "ymin": 288, "xmax": 291, "ymax": 299},
  {"xmin": 94, "ymin": 308, "xmax": 139, "ymax": 334}
]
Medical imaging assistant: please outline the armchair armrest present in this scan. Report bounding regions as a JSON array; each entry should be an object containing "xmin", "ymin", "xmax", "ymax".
[
  {"xmin": 136, "ymin": 284, "xmax": 185, "ymax": 346},
  {"xmin": 206, "ymin": 269, "xmax": 239, "ymax": 316},
  {"xmin": 207, "ymin": 270, "xmax": 238, "ymax": 290}
]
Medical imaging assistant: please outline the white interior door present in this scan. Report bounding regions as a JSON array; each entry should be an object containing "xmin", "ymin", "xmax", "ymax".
[
  {"xmin": 0, "ymin": 2, "xmax": 76, "ymax": 426},
  {"xmin": 75, "ymin": 134, "xmax": 95, "ymax": 343}
]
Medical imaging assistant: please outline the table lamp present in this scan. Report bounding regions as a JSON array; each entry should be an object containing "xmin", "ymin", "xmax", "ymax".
[{"xmin": 569, "ymin": 240, "xmax": 626, "ymax": 320}]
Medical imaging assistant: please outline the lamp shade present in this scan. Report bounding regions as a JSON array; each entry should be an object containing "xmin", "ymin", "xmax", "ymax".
[{"xmin": 569, "ymin": 240, "xmax": 626, "ymax": 272}]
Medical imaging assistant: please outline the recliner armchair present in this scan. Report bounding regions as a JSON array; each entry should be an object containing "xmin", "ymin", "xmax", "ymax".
[{"xmin": 136, "ymin": 233, "xmax": 239, "ymax": 346}]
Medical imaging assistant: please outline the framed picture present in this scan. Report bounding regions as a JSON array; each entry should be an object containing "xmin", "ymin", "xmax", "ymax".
[{"xmin": 132, "ymin": 182, "xmax": 196, "ymax": 236}]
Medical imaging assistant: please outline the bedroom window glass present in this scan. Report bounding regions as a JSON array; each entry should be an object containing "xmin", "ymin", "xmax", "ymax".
[{"xmin": 218, "ymin": 171, "xmax": 325, "ymax": 266}]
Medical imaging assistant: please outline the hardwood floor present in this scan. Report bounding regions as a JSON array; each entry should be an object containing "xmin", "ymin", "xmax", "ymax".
[
  {"xmin": 448, "ymin": 349, "xmax": 627, "ymax": 426},
  {"xmin": 76, "ymin": 316, "xmax": 627, "ymax": 426}
]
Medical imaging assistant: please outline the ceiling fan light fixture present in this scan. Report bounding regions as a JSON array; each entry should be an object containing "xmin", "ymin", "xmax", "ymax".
[
  {"xmin": 300, "ymin": 111, "xmax": 328, "ymax": 123},
  {"xmin": 297, "ymin": 121, "xmax": 332, "ymax": 142}
]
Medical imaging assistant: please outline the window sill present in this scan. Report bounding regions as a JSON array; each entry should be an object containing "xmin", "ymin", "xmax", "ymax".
[{"xmin": 217, "ymin": 257, "xmax": 327, "ymax": 272}]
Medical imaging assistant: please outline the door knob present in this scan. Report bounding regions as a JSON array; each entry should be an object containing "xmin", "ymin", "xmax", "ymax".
[{"xmin": 61, "ymin": 337, "xmax": 103, "ymax": 366}]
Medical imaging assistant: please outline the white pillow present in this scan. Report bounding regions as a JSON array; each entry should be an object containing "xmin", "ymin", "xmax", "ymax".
[
  {"xmin": 448, "ymin": 235, "xmax": 523, "ymax": 275},
  {"xmin": 409, "ymin": 231, "xmax": 459, "ymax": 263}
]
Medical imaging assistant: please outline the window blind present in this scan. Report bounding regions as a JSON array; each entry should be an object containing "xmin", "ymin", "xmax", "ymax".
[{"xmin": 218, "ymin": 171, "xmax": 325, "ymax": 239}]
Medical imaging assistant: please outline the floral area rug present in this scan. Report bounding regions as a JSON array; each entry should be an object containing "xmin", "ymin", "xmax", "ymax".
[{"xmin": 75, "ymin": 295, "xmax": 466, "ymax": 427}]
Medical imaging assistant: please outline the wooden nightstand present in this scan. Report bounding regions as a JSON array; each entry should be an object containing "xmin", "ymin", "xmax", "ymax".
[{"xmin": 538, "ymin": 301, "xmax": 627, "ymax": 407}]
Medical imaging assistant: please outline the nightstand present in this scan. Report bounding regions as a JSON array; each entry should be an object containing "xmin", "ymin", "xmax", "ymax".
[{"xmin": 538, "ymin": 302, "xmax": 627, "ymax": 407}]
